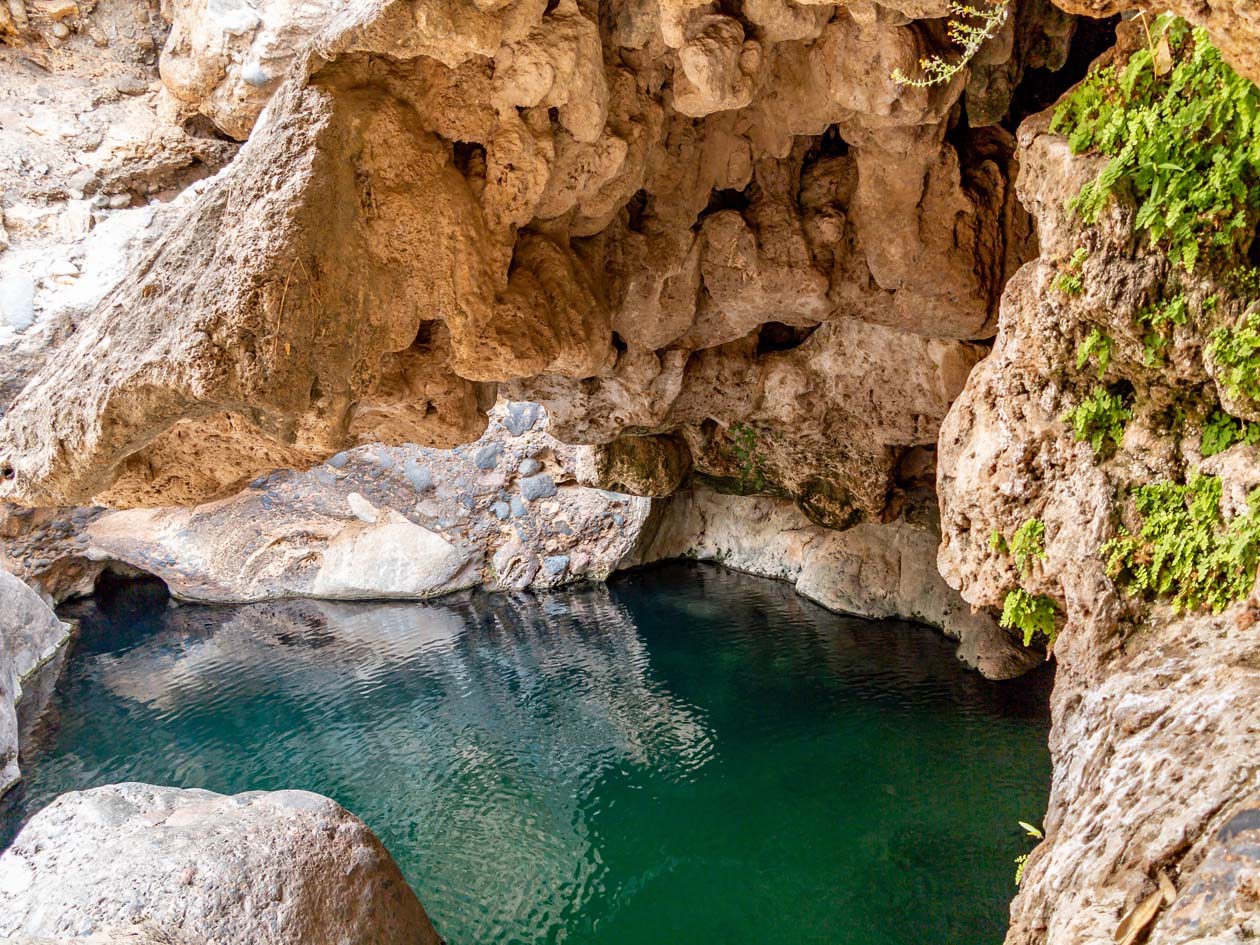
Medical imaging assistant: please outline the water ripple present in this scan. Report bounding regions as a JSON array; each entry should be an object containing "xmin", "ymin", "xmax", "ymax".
[{"xmin": 2, "ymin": 563, "xmax": 1052, "ymax": 945}]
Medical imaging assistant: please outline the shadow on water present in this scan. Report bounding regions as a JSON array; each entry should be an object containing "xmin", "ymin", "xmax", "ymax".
[{"xmin": 2, "ymin": 561, "xmax": 1052, "ymax": 945}]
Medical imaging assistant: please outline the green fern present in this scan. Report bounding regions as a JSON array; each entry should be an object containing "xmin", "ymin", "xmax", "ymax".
[
  {"xmin": 1062, "ymin": 386, "xmax": 1131, "ymax": 455},
  {"xmin": 1000, "ymin": 589, "xmax": 1058, "ymax": 646},
  {"xmin": 1102, "ymin": 474, "xmax": 1260, "ymax": 612},
  {"xmin": 1050, "ymin": 18, "xmax": 1260, "ymax": 272},
  {"xmin": 1054, "ymin": 248, "xmax": 1089, "ymax": 296},
  {"xmin": 1208, "ymin": 309, "xmax": 1260, "ymax": 402},
  {"xmin": 1010, "ymin": 518, "xmax": 1047, "ymax": 574},
  {"xmin": 1201, "ymin": 409, "xmax": 1260, "ymax": 457},
  {"xmin": 1013, "ymin": 821, "xmax": 1044, "ymax": 886},
  {"xmin": 1136, "ymin": 294, "xmax": 1189, "ymax": 366},
  {"xmin": 1076, "ymin": 328, "xmax": 1113, "ymax": 379}
]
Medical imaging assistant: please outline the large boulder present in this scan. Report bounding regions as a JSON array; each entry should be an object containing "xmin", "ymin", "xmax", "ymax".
[
  {"xmin": 0, "ymin": 783, "xmax": 441, "ymax": 945},
  {"xmin": 0, "ymin": 568, "xmax": 71, "ymax": 797}
]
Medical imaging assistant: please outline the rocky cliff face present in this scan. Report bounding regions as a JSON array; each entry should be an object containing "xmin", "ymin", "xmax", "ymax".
[
  {"xmin": 937, "ymin": 19, "xmax": 1260, "ymax": 945},
  {"xmin": 0, "ymin": 569, "xmax": 71, "ymax": 798},
  {"xmin": 2, "ymin": 0, "xmax": 1260, "ymax": 943}
]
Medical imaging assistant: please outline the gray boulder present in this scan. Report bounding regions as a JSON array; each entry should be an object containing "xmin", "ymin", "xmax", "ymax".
[
  {"xmin": 1, "ymin": 568, "xmax": 71, "ymax": 797},
  {"xmin": 0, "ymin": 783, "xmax": 442, "ymax": 945}
]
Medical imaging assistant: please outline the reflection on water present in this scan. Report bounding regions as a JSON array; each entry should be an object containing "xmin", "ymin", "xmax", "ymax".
[{"xmin": 2, "ymin": 563, "xmax": 1052, "ymax": 945}]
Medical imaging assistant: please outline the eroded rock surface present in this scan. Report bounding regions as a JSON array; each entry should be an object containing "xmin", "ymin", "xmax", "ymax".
[
  {"xmin": 1, "ymin": 403, "xmax": 651, "ymax": 601},
  {"xmin": 0, "ymin": 783, "xmax": 441, "ymax": 944},
  {"xmin": 937, "ymin": 32, "xmax": 1260, "ymax": 945},
  {"xmin": 0, "ymin": 568, "xmax": 71, "ymax": 798},
  {"xmin": 1053, "ymin": 0, "xmax": 1260, "ymax": 85},
  {"xmin": 0, "ymin": 0, "xmax": 1055, "ymax": 525}
]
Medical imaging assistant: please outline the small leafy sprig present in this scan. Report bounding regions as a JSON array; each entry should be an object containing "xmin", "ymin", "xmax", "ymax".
[
  {"xmin": 1010, "ymin": 518, "xmax": 1047, "ymax": 575},
  {"xmin": 1000, "ymin": 589, "xmax": 1057, "ymax": 646},
  {"xmin": 1014, "ymin": 821, "xmax": 1044, "ymax": 886},
  {"xmin": 1076, "ymin": 328, "xmax": 1113, "ymax": 379},
  {"xmin": 891, "ymin": 1, "xmax": 1010, "ymax": 88}
]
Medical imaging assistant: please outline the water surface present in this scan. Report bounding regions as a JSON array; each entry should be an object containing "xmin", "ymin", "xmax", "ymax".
[{"xmin": 3, "ymin": 563, "xmax": 1052, "ymax": 944}]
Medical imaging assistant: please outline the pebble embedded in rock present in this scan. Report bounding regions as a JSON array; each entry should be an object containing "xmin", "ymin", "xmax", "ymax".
[
  {"xmin": 403, "ymin": 460, "xmax": 432, "ymax": 492},
  {"xmin": 503, "ymin": 402, "xmax": 542, "ymax": 436},
  {"xmin": 519, "ymin": 473, "xmax": 557, "ymax": 501},
  {"xmin": 518, "ymin": 457, "xmax": 542, "ymax": 476},
  {"xmin": 241, "ymin": 64, "xmax": 270, "ymax": 87},
  {"xmin": 474, "ymin": 443, "xmax": 502, "ymax": 470},
  {"xmin": 113, "ymin": 76, "xmax": 148, "ymax": 96}
]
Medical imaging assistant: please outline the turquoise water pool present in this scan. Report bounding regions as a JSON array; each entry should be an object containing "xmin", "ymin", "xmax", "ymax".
[{"xmin": 3, "ymin": 562, "xmax": 1051, "ymax": 944}]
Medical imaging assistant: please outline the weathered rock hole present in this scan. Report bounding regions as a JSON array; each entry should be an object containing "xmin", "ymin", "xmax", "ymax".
[
  {"xmin": 451, "ymin": 141, "xmax": 486, "ymax": 177},
  {"xmin": 624, "ymin": 188, "xmax": 649, "ymax": 232},
  {"xmin": 803, "ymin": 125, "xmax": 850, "ymax": 163},
  {"xmin": 1246, "ymin": 222, "xmax": 1260, "ymax": 268},
  {"xmin": 1003, "ymin": 15, "xmax": 1121, "ymax": 131},
  {"xmin": 755, "ymin": 322, "xmax": 818, "ymax": 355},
  {"xmin": 702, "ymin": 187, "xmax": 751, "ymax": 217},
  {"xmin": 411, "ymin": 321, "xmax": 439, "ymax": 353}
]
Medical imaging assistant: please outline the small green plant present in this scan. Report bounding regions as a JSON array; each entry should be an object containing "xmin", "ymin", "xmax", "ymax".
[
  {"xmin": 1102, "ymin": 473, "xmax": 1260, "ymax": 612},
  {"xmin": 1201, "ymin": 409, "xmax": 1260, "ymax": 457},
  {"xmin": 1054, "ymin": 272, "xmax": 1082, "ymax": 296},
  {"xmin": 1063, "ymin": 386, "xmax": 1131, "ymax": 455},
  {"xmin": 1010, "ymin": 518, "xmax": 1047, "ymax": 574},
  {"xmin": 989, "ymin": 529, "xmax": 1009, "ymax": 553},
  {"xmin": 1054, "ymin": 248, "xmax": 1089, "ymax": 296},
  {"xmin": 1136, "ymin": 294, "xmax": 1189, "ymax": 366},
  {"xmin": 1209, "ymin": 310, "xmax": 1260, "ymax": 402},
  {"xmin": 1014, "ymin": 821, "xmax": 1044, "ymax": 886},
  {"xmin": 1227, "ymin": 265, "xmax": 1260, "ymax": 298},
  {"xmin": 1076, "ymin": 328, "xmax": 1113, "ymax": 379},
  {"xmin": 1049, "ymin": 17, "xmax": 1260, "ymax": 272},
  {"xmin": 1000, "ymin": 589, "xmax": 1058, "ymax": 646},
  {"xmin": 729, "ymin": 422, "xmax": 767, "ymax": 492},
  {"xmin": 890, "ymin": 1, "xmax": 1009, "ymax": 87}
]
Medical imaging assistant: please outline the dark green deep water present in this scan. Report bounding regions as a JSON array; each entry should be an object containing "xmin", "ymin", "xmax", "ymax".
[{"xmin": 2, "ymin": 563, "xmax": 1052, "ymax": 945}]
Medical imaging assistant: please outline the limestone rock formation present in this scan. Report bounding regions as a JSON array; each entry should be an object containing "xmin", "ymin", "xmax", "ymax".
[
  {"xmin": 1, "ymin": 403, "xmax": 652, "ymax": 601},
  {"xmin": 937, "ymin": 27, "xmax": 1260, "ymax": 944},
  {"xmin": 0, "ymin": 568, "xmax": 71, "ymax": 798},
  {"xmin": 1053, "ymin": 0, "xmax": 1260, "ymax": 85},
  {"xmin": 0, "ymin": 932, "xmax": 183, "ymax": 945},
  {"xmin": 0, "ymin": 0, "xmax": 1053, "ymax": 527},
  {"xmin": 0, "ymin": 783, "xmax": 442, "ymax": 945},
  {"xmin": 3, "ymin": 2, "xmax": 1260, "ymax": 943}
]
